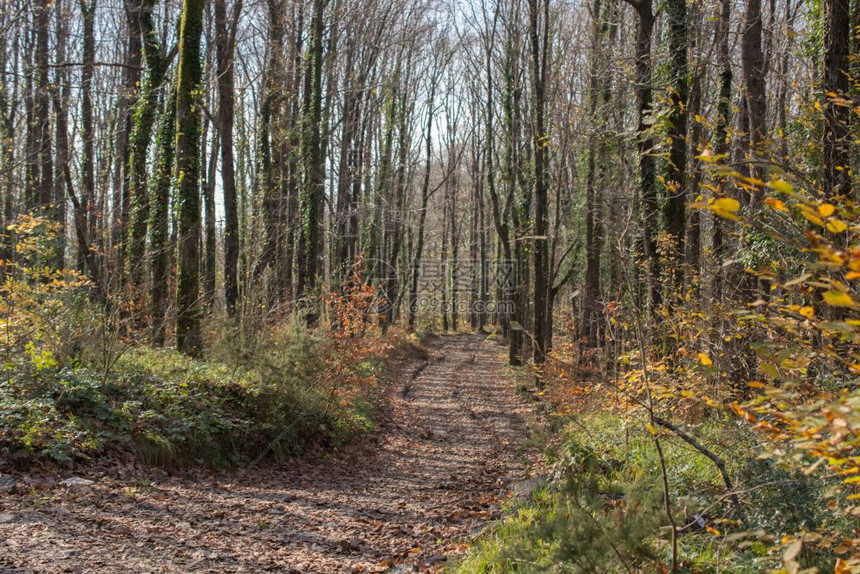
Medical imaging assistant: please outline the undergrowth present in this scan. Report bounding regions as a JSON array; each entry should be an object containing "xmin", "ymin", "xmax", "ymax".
[
  {"xmin": 454, "ymin": 413, "xmax": 848, "ymax": 573},
  {"xmin": 0, "ymin": 225, "xmax": 402, "ymax": 468},
  {"xmin": 0, "ymin": 325, "xmax": 392, "ymax": 467}
]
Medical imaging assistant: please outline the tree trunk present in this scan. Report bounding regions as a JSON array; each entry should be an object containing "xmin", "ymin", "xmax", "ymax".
[
  {"xmin": 34, "ymin": 0, "xmax": 53, "ymax": 211},
  {"xmin": 626, "ymin": 0, "xmax": 660, "ymax": 314},
  {"xmin": 742, "ymin": 0, "xmax": 767, "ymax": 165},
  {"xmin": 582, "ymin": 0, "xmax": 608, "ymax": 350},
  {"xmin": 174, "ymin": 0, "xmax": 205, "ymax": 355},
  {"xmin": 0, "ymin": 18, "xmax": 17, "ymax": 270},
  {"xmin": 203, "ymin": 129, "xmax": 218, "ymax": 310},
  {"xmin": 79, "ymin": 0, "xmax": 97, "ymax": 274},
  {"xmin": 712, "ymin": 0, "xmax": 732, "ymax": 302},
  {"xmin": 741, "ymin": 0, "xmax": 767, "ymax": 178},
  {"xmin": 150, "ymin": 88, "xmax": 176, "ymax": 346},
  {"xmin": 530, "ymin": 0, "xmax": 551, "ymax": 365},
  {"xmin": 52, "ymin": 0, "xmax": 69, "ymax": 268},
  {"xmin": 822, "ymin": 0, "xmax": 852, "ymax": 198},
  {"xmin": 408, "ymin": 72, "xmax": 438, "ymax": 332},
  {"xmin": 685, "ymin": 7, "xmax": 705, "ymax": 277},
  {"xmin": 252, "ymin": 0, "xmax": 288, "ymax": 303},
  {"xmin": 216, "ymin": 0, "xmax": 242, "ymax": 314},
  {"xmin": 114, "ymin": 0, "xmax": 144, "ymax": 285},
  {"xmin": 128, "ymin": 0, "xmax": 168, "ymax": 291},
  {"xmin": 298, "ymin": 0, "xmax": 327, "ymax": 315},
  {"xmin": 664, "ymin": 0, "xmax": 688, "ymax": 273}
]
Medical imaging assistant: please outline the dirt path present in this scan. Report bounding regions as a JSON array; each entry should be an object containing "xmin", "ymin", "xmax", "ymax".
[{"xmin": 0, "ymin": 334, "xmax": 537, "ymax": 573}]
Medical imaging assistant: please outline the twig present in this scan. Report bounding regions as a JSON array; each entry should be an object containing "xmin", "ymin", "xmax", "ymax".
[{"xmin": 652, "ymin": 416, "xmax": 747, "ymax": 525}]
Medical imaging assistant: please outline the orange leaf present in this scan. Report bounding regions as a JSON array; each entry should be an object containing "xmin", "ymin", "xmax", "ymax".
[{"xmin": 765, "ymin": 197, "xmax": 789, "ymax": 212}]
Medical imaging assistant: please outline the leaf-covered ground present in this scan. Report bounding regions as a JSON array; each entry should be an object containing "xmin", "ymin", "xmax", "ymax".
[{"xmin": 0, "ymin": 334, "xmax": 539, "ymax": 573}]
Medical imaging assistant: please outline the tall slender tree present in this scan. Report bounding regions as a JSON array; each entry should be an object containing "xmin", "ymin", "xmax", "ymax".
[
  {"xmin": 34, "ymin": 0, "xmax": 53, "ymax": 210},
  {"xmin": 664, "ymin": 0, "xmax": 688, "ymax": 272},
  {"xmin": 822, "ymin": 0, "xmax": 852, "ymax": 198},
  {"xmin": 78, "ymin": 0, "xmax": 97, "ymax": 273},
  {"xmin": 624, "ymin": 0, "xmax": 659, "ymax": 314},
  {"xmin": 741, "ymin": 0, "xmax": 767, "ymax": 167},
  {"xmin": 530, "ymin": 0, "xmax": 551, "ymax": 365},
  {"xmin": 174, "ymin": 0, "xmax": 205, "ymax": 355},
  {"xmin": 298, "ymin": 0, "xmax": 328, "ymax": 312},
  {"xmin": 216, "ymin": 0, "xmax": 243, "ymax": 314},
  {"xmin": 128, "ymin": 0, "xmax": 171, "ymax": 293}
]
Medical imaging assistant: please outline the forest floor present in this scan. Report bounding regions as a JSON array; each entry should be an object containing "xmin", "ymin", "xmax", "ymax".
[{"xmin": 0, "ymin": 333, "xmax": 540, "ymax": 573}]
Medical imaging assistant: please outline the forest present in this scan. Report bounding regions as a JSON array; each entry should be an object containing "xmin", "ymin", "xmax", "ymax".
[{"xmin": 0, "ymin": 0, "xmax": 857, "ymax": 571}]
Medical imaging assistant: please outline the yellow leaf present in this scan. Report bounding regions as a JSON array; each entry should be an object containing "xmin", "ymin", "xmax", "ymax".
[
  {"xmin": 747, "ymin": 381, "xmax": 767, "ymax": 388},
  {"xmin": 697, "ymin": 353, "xmax": 713, "ymax": 366},
  {"xmin": 818, "ymin": 203, "xmax": 836, "ymax": 217},
  {"xmin": 706, "ymin": 526, "xmax": 722, "ymax": 536},
  {"xmin": 847, "ymin": 272, "xmax": 860, "ymax": 280},
  {"xmin": 798, "ymin": 208, "xmax": 824, "ymax": 226},
  {"xmin": 799, "ymin": 306, "xmax": 815, "ymax": 319},
  {"xmin": 714, "ymin": 198, "xmax": 741, "ymax": 213},
  {"xmin": 768, "ymin": 179, "xmax": 794, "ymax": 195},
  {"xmin": 826, "ymin": 219, "xmax": 848, "ymax": 233},
  {"xmin": 645, "ymin": 423, "xmax": 658, "ymax": 435},
  {"xmin": 823, "ymin": 290, "xmax": 856, "ymax": 308}
]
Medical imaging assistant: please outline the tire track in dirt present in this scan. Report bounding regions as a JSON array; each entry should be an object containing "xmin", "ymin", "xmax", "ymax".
[{"xmin": 0, "ymin": 334, "xmax": 537, "ymax": 573}]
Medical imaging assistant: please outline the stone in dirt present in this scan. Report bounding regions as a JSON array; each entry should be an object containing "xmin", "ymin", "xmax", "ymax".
[
  {"xmin": 0, "ymin": 473, "xmax": 16, "ymax": 493},
  {"xmin": 60, "ymin": 477, "xmax": 95, "ymax": 489}
]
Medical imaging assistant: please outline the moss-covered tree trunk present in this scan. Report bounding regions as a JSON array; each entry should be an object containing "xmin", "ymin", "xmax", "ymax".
[
  {"xmin": 664, "ymin": 0, "xmax": 688, "ymax": 279},
  {"xmin": 114, "ymin": 0, "xmax": 144, "ymax": 286},
  {"xmin": 128, "ymin": 0, "xmax": 167, "ymax": 293},
  {"xmin": 298, "ymin": 0, "xmax": 327, "ymax": 313},
  {"xmin": 174, "ymin": 0, "xmax": 204, "ymax": 355},
  {"xmin": 150, "ymin": 88, "xmax": 175, "ymax": 346}
]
